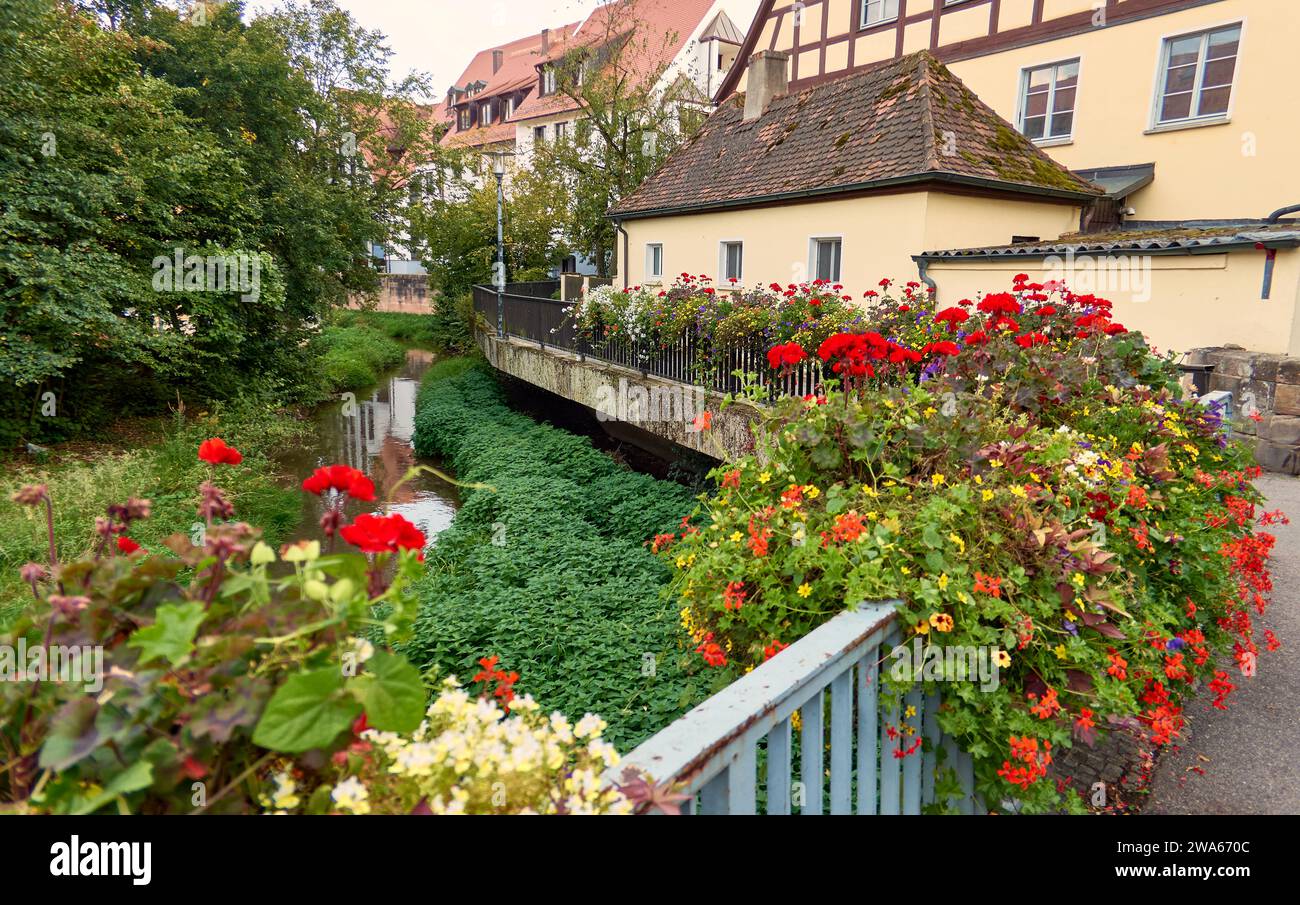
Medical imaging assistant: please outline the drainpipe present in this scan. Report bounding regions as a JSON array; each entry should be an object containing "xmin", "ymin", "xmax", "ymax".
[
  {"xmin": 1266, "ymin": 203, "xmax": 1300, "ymax": 223},
  {"xmin": 915, "ymin": 257, "xmax": 937, "ymax": 299},
  {"xmin": 614, "ymin": 218, "xmax": 629, "ymax": 290}
]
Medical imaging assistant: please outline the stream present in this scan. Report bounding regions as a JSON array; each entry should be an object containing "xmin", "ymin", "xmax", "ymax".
[{"xmin": 278, "ymin": 348, "xmax": 461, "ymax": 546}]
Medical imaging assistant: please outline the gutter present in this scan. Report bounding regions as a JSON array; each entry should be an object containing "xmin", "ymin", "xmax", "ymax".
[
  {"xmin": 912, "ymin": 237, "xmax": 1300, "ymax": 263},
  {"xmin": 613, "ymin": 218, "xmax": 629, "ymax": 290},
  {"xmin": 607, "ymin": 171, "xmax": 1100, "ymax": 221}
]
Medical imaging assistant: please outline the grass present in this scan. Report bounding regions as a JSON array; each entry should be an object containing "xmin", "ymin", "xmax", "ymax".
[
  {"xmin": 336, "ymin": 296, "xmax": 476, "ymax": 356},
  {"xmin": 404, "ymin": 358, "xmax": 710, "ymax": 751},
  {"xmin": 315, "ymin": 322, "xmax": 407, "ymax": 393},
  {"xmin": 0, "ymin": 399, "xmax": 309, "ymax": 627}
]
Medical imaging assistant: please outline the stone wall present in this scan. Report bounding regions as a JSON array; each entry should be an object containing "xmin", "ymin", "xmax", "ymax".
[
  {"xmin": 1186, "ymin": 347, "xmax": 1300, "ymax": 475},
  {"xmin": 348, "ymin": 274, "xmax": 432, "ymax": 314}
]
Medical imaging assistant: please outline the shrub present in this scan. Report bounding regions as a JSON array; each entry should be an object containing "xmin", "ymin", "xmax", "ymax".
[
  {"xmin": 662, "ymin": 278, "xmax": 1281, "ymax": 813},
  {"xmin": 314, "ymin": 322, "xmax": 406, "ymax": 393},
  {"xmin": 406, "ymin": 360, "xmax": 707, "ymax": 751}
]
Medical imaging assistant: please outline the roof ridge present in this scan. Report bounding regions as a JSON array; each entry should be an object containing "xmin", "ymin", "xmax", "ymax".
[{"xmin": 914, "ymin": 52, "xmax": 941, "ymax": 174}]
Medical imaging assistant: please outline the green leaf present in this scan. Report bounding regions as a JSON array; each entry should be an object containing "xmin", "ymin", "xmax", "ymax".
[
  {"xmin": 253, "ymin": 666, "xmax": 361, "ymax": 753},
  {"xmin": 73, "ymin": 761, "xmax": 154, "ymax": 815},
  {"xmin": 354, "ymin": 651, "xmax": 426, "ymax": 733},
  {"xmin": 127, "ymin": 601, "xmax": 206, "ymax": 666},
  {"xmin": 39, "ymin": 698, "xmax": 101, "ymax": 771}
]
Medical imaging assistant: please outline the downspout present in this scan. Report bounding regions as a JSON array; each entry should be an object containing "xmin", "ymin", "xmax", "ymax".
[
  {"xmin": 614, "ymin": 218, "xmax": 629, "ymax": 290},
  {"xmin": 915, "ymin": 257, "xmax": 937, "ymax": 299},
  {"xmin": 1266, "ymin": 203, "xmax": 1300, "ymax": 223}
]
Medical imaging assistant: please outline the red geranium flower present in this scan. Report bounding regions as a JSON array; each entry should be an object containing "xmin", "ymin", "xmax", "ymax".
[
  {"xmin": 198, "ymin": 438, "xmax": 243, "ymax": 465},
  {"xmin": 964, "ymin": 330, "xmax": 990, "ymax": 346},
  {"xmin": 922, "ymin": 340, "xmax": 960, "ymax": 357},
  {"xmin": 340, "ymin": 512, "xmax": 426, "ymax": 556},
  {"xmin": 933, "ymin": 307, "xmax": 970, "ymax": 329},
  {"xmin": 302, "ymin": 465, "xmax": 377, "ymax": 502},
  {"xmin": 116, "ymin": 536, "xmax": 141, "ymax": 555},
  {"xmin": 977, "ymin": 293, "xmax": 1022, "ymax": 317},
  {"xmin": 1015, "ymin": 332, "xmax": 1050, "ymax": 348},
  {"xmin": 766, "ymin": 342, "xmax": 806, "ymax": 369}
]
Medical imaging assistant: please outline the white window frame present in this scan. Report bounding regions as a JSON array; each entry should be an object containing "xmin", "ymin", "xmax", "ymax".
[
  {"xmin": 861, "ymin": 0, "xmax": 899, "ymax": 28},
  {"xmin": 1149, "ymin": 20, "xmax": 1244, "ymax": 131},
  {"xmin": 645, "ymin": 243, "xmax": 664, "ymax": 281},
  {"xmin": 719, "ymin": 240, "xmax": 744, "ymax": 284},
  {"xmin": 809, "ymin": 236, "xmax": 843, "ymax": 284},
  {"xmin": 1016, "ymin": 58, "xmax": 1081, "ymax": 146},
  {"xmin": 555, "ymin": 121, "xmax": 569, "ymax": 141},
  {"xmin": 541, "ymin": 67, "xmax": 557, "ymax": 96}
]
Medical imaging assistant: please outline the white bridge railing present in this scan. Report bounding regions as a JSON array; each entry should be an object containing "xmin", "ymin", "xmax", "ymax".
[{"xmin": 613, "ymin": 603, "xmax": 983, "ymax": 815}]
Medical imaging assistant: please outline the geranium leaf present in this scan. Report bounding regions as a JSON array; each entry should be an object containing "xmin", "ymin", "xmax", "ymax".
[
  {"xmin": 253, "ymin": 667, "xmax": 362, "ymax": 753},
  {"xmin": 355, "ymin": 651, "xmax": 426, "ymax": 733},
  {"xmin": 38, "ymin": 698, "xmax": 101, "ymax": 771},
  {"xmin": 127, "ymin": 600, "xmax": 206, "ymax": 666}
]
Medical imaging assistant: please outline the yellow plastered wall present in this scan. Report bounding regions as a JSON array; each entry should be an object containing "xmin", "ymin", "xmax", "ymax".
[
  {"xmin": 945, "ymin": 0, "xmax": 1298, "ymax": 220},
  {"xmin": 620, "ymin": 190, "xmax": 1081, "ymax": 292},
  {"xmin": 925, "ymin": 248, "xmax": 1300, "ymax": 356}
]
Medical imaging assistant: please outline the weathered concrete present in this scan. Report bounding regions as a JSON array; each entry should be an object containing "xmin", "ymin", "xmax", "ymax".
[
  {"xmin": 477, "ymin": 330, "xmax": 762, "ymax": 461},
  {"xmin": 1188, "ymin": 346, "xmax": 1300, "ymax": 475},
  {"xmin": 349, "ymin": 274, "xmax": 433, "ymax": 313}
]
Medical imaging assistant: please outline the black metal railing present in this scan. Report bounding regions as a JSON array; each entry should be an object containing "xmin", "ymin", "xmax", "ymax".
[{"xmin": 473, "ymin": 284, "xmax": 826, "ymax": 401}]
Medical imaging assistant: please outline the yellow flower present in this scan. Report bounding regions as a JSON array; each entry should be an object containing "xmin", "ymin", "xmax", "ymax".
[
  {"xmin": 1054, "ymin": 644, "xmax": 1068, "ymax": 661},
  {"xmin": 923, "ymin": 406, "xmax": 937, "ymax": 418},
  {"xmin": 866, "ymin": 511, "xmax": 879, "ymax": 521},
  {"xmin": 730, "ymin": 531, "xmax": 743, "ymax": 543},
  {"xmin": 900, "ymin": 565, "xmax": 911, "ymax": 576},
  {"xmin": 929, "ymin": 612, "xmax": 954, "ymax": 632},
  {"xmin": 862, "ymin": 484, "xmax": 878, "ymax": 497},
  {"xmin": 948, "ymin": 533, "xmax": 965, "ymax": 553},
  {"xmin": 936, "ymin": 573, "xmax": 950, "ymax": 591},
  {"xmin": 905, "ymin": 705, "xmax": 917, "ymax": 718},
  {"xmin": 1010, "ymin": 485, "xmax": 1028, "ymax": 499},
  {"xmin": 931, "ymin": 473, "xmax": 946, "ymax": 487},
  {"xmin": 973, "ymin": 474, "xmax": 984, "ymax": 485},
  {"xmin": 981, "ymin": 489, "xmax": 995, "ymax": 502},
  {"xmin": 1064, "ymin": 610, "xmax": 1077, "ymax": 622},
  {"xmin": 797, "ymin": 583, "xmax": 812, "ymax": 598},
  {"xmin": 994, "ymin": 650, "xmax": 1011, "ymax": 668},
  {"xmin": 913, "ymin": 619, "xmax": 929, "ymax": 635},
  {"xmin": 1071, "ymin": 572, "xmax": 1086, "ymax": 588},
  {"xmin": 804, "ymin": 485, "xmax": 821, "ymax": 500},
  {"xmin": 758, "ymin": 471, "xmax": 771, "ymax": 485}
]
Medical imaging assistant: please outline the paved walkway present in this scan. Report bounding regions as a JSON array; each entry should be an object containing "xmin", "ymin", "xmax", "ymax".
[{"xmin": 1145, "ymin": 474, "xmax": 1300, "ymax": 815}]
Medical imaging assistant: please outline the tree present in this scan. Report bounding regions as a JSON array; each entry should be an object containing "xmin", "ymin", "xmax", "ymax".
[{"xmin": 530, "ymin": 3, "xmax": 709, "ymax": 275}]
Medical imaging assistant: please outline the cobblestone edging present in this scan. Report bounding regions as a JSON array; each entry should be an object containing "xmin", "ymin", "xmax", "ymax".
[
  {"xmin": 1186, "ymin": 347, "xmax": 1300, "ymax": 475},
  {"xmin": 1050, "ymin": 728, "xmax": 1155, "ymax": 813}
]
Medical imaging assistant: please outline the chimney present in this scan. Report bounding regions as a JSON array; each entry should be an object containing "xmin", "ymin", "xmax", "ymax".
[
  {"xmin": 743, "ymin": 50, "xmax": 790, "ymax": 122},
  {"xmin": 541, "ymin": 28, "xmax": 550, "ymax": 54},
  {"xmin": 492, "ymin": 50, "xmax": 503, "ymax": 74}
]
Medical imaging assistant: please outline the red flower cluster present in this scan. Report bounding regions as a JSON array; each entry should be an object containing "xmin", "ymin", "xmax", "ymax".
[
  {"xmin": 696, "ymin": 633, "xmax": 727, "ymax": 668},
  {"xmin": 817, "ymin": 331, "xmax": 921, "ymax": 379},
  {"xmin": 198, "ymin": 438, "xmax": 243, "ymax": 466},
  {"xmin": 722, "ymin": 581, "xmax": 747, "ymax": 611},
  {"xmin": 473, "ymin": 655, "xmax": 520, "ymax": 709},
  {"xmin": 116, "ymin": 536, "xmax": 141, "ymax": 555},
  {"xmin": 766, "ymin": 342, "xmax": 806, "ymax": 370},
  {"xmin": 340, "ymin": 512, "xmax": 426, "ymax": 556},
  {"xmin": 997, "ymin": 736, "xmax": 1052, "ymax": 789},
  {"xmin": 302, "ymin": 464, "xmax": 377, "ymax": 502}
]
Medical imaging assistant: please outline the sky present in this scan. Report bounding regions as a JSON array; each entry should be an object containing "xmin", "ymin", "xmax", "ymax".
[{"xmin": 243, "ymin": 0, "xmax": 607, "ymax": 101}]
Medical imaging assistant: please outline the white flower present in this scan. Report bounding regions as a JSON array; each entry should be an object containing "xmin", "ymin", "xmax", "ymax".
[
  {"xmin": 573, "ymin": 713, "xmax": 607, "ymax": 739},
  {"xmin": 331, "ymin": 776, "xmax": 371, "ymax": 814}
]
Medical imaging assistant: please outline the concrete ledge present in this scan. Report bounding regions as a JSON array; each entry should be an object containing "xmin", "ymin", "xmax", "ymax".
[
  {"xmin": 1192, "ymin": 347, "xmax": 1300, "ymax": 475},
  {"xmin": 477, "ymin": 330, "xmax": 762, "ymax": 461}
]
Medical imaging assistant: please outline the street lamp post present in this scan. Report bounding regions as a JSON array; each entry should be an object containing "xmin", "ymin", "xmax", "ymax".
[{"xmin": 493, "ymin": 152, "xmax": 507, "ymax": 338}]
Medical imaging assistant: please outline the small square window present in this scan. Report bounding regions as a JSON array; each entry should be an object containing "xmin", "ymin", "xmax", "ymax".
[
  {"xmin": 861, "ymin": 0, "xmax": 899, "ymax": 27},
  {"xmin": 646, "ymin": 244, "xmax": 663, "ymax": 280},
  {"xmin": 534, "ymin": 126, "xmax": 547, "ymax": 144}
]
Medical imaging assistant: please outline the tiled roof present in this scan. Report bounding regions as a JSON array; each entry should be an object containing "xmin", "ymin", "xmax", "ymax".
[
  {"xmin": 916, "ymin": 223, "xmax": 1300, "ymax": 259},
  {"xmin": 512, "ymin": 0, "xmax": 718, "ymax": 122},
  {"xmin": 609, "ymin": 51, "xmax": 1102, "ymax": 218},
  {"xmin": 440, "ymin": 22, "xmax": 581, "ymax": 149}
]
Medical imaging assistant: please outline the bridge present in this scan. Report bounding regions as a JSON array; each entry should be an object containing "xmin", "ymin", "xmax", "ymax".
[{"xmin": 470, "ymin": 282, "xmax": 824, "ymax": 461}]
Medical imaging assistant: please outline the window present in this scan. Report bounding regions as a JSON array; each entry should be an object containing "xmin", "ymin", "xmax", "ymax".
[
  {"xmin": 541, "ymin": 66, "xmax": 557, "ymax": 96},
  {"xmin": 504, "ymin": 96, "xmax": 514, "ymax": 120},
  {"xmin": 646, "ymin": 244, "xmax": 663, "ymax": 280},
  {"xmin": 1155, "ymin": 24, "xmax": 1241, "ymax": 125},
  {"xmin": 812, "ymin": 238, "xmax": 842, "ymax": 283},
  {"xmin": 534, "ymin": 125, "xmax": 547, "ymax": 144},
  {"xmin": 721, "ymin": 241, "xmax": 743, "ymax": 283},
  {"xmin": 1018, "ymin": 60, "xmax": 1079, "ymax": 142},
  {"xmin": 555, "ymin": 121, "xmax": 569, "ymax": 142},
  {"xmin": 458, "ymin": 108, "xmax": 471, "ymax": 131},
  {"xmin": 861, "ymin": 0, "xmax": 898, "ymax": 27}
]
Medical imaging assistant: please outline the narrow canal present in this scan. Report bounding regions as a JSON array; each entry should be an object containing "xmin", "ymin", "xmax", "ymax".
[{"xmin": 278, "ymin": 348, "xmax": 461, "ymax": 545}]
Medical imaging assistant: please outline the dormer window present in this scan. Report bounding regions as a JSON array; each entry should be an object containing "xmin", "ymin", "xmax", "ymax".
[
  {"xmin": 541, "ymin": 66, "xmax": 557, "ymax": 96},
  {"xmin": 458, "ymin": 108, "xmax": 471, "ymax": 131}
]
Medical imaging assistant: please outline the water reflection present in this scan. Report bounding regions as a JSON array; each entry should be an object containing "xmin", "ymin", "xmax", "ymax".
[{"xmin": 280, "ymin": 348, "xmax": 460, "ymax": 546}]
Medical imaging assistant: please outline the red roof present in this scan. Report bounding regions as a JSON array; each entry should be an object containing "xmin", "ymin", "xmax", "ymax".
[
  {"xmin": 440, "ymin": 23, "xmax": 581, "ymax": 149},
  {"xmin": 511, "ymin": 0, "xmax": 719, "ymax": 123}
]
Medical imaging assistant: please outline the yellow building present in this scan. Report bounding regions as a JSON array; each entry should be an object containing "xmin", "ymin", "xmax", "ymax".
[{"xmin": 611, "ymin": 0, "xmax": 1300, "ymax": 357}]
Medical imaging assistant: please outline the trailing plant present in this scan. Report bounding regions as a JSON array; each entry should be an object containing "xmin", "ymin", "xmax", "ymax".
[
  {"xmin": 661, "ymin": 277, "xmax": 1281, "ymax": 813},
  {"xmin": 406, "ymin": 360, "xmax": 708, "ymax": 751}
]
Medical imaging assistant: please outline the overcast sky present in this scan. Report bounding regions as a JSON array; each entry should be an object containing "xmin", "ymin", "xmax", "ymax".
[{"xmin": 243, "ymin": 0, "xmax": 607, "ymax": 100}]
